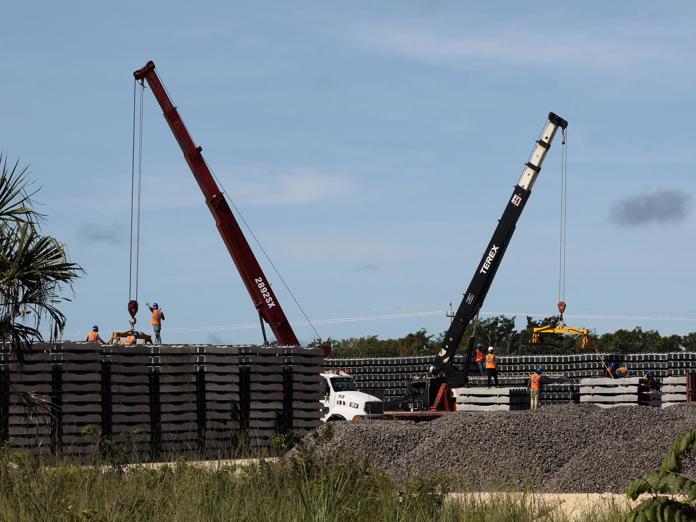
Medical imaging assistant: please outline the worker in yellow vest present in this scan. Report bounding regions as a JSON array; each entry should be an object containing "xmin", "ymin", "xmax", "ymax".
[
  {"xmin": 86, "ymin": 325, "xmax": 106, "ymax": 344},
  {"xmin": 146, "ymin": 302, "xmax": 165, "ymax": 344},
  {"xmin": 529, "ymin": 368, "xmax": 543, "ymax": 410},
  {"xmin": 485, "ymin": 347, "xmax": 499, "ymax": 387}
]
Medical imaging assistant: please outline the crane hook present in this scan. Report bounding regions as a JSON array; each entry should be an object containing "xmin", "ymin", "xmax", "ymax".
[
  {"xmin": 128, "ymin": 299, "xmax": 138, "ymax": 328},
  {"xmin": 557, "ymin": 300, "xmax": 566, "ymax": 323}
]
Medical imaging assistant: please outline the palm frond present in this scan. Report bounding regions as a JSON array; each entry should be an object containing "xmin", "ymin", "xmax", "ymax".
[
  {"xmin": 0, "ymin": 156, "xmax": 83, "ymax": 355},
  {"xmin": 0, "ymin": 154, "xmax": 43, "ymax": 226}
]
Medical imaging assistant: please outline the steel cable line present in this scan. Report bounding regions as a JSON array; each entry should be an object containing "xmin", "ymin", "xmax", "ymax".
[
  {"xmin": 558, "ymin": 127, "xmax": 568, "ymax": 304},
  {"xmin": 128, "ymin": 80, "xmax": 145, "ymax": 303}
]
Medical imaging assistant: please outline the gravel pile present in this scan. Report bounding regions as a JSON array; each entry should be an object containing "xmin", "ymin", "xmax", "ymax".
[{"xmin": 302, "ymin": 404, "xmax": 696, "ymax": 493}]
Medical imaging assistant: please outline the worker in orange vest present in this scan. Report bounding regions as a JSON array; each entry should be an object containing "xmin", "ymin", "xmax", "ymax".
[
  {"xmin": 122, "ymin": 331, "xmax": 137, "ymax": 347},
  {"xmin": 616, "ymin": 365, "xmax": 630, "ymax": 378},
  {"xmin": 485, "ymin": 346, "xmax": 499, "ymax": 387},
  {"xmin": 529, "ymin": 368, "xmax": 543, "ymax": 410},
  {"xmin": 146, "ymin": 302, "xmax": 165, "ymax": 344},
  {"xmin": 86, "ymin": 325, "xmax": 106, "ymax": 344},
  {"xmin": 474, "ymin": 343, "xmax": 486, "ymax": 376}
]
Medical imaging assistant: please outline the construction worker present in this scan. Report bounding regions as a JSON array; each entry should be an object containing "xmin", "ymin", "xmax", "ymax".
[
  {"xmin": 474, "ymin": 343, "xmax": 486, "ymax": 376},
  {"xmin": 146, "ymin": 302, "xmax": 165, "ymax": 344},
  {"xmin": 616, "ymin": 365, "xmax": 630, "ymax": 378},
  {"xmin": 122, "ymin": 331, "xmax": 137, "ymax": 347},
  {"xmin": 529, "ymin": 368, "xmax": 543, "ymax": 410},
  {"xmin": 86, "ymin": 325, "xmax": 106, "ymax": 344},
  {"xmin": 605, "ymin": 361, "xmax": 617, "ymax": 379},
  {"xmin": 485, "ymin": 346, "xmax": 499, "ymax": 387},
  {"xmin": 640, "ymin": 369, "xmax": 661, "ymax": 391}
]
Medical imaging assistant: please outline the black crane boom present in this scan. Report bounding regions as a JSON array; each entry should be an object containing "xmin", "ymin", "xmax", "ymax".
[{"xmin": 434, "ymin": 112, "xmax": 568, "ymax": 386}]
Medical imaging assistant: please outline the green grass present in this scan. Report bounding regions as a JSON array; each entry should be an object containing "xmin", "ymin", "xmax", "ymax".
[{"xmin": 0, "ymin": 441, "xmax": 627, "ymax": 522}]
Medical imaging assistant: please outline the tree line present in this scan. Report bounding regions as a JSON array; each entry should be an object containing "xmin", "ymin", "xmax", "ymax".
[{"xmin": 317, "ymin": 315, "xmax": 695, "ymax": 358}]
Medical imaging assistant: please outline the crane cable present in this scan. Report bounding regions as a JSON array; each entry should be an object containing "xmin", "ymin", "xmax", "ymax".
[
  {"xmin": 128, "ymin": 79, "xmax": 145, "ymax": 303},
  {"xmin": 153, "ymin": 73, "xmax": 321, "ymax": 341},
  {"xmin": 217, "ymin": 179, "xmax": 322, "ymax": 341},
  {"xmin": 558, "ymin": 127, "xmax": 568, "ymax": 308},
  {"xmin": 555, "ymin": 129, "xmax": 608, "ymax": 373}
]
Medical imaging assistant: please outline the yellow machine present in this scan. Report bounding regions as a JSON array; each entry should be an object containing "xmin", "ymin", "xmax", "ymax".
[
  {"xmin": 531, "ymin": 322, "xmax": 593, "ymax": 349},
  {"xmin": 531, "ymin": 300, "xmax": 594, "ymax": 349}
]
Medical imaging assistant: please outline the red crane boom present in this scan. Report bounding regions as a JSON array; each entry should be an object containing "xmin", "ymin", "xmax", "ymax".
[{"xmin": 133, "ymin": 60, "xmax": 300, "ymax": 346}]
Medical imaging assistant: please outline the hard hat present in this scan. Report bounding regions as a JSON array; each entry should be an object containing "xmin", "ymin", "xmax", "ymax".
[
  {"xmin": 487, "ymin": 346, "xmax": 494, "ymax": 353},
  {"xmin": 475, "ymin": 343, "xmax": 484, "ymax": 349},
  {"xmin": 92, "ymin": 325, "xmax": 98, "ymax": 331},
  {"xmin": 152, "ymin": 303, "xmax": 159, "ymax": 309},
  {"xmin": 536, "ymin": 368, "xmax": 543, "ymax": 374},
  {"xmin": 609, "ymin": 362, "xmax": 617, "ymax": 369},
  {"xmin": 647, "ymin": 369, "xmax": 655, "ymax": 377}
]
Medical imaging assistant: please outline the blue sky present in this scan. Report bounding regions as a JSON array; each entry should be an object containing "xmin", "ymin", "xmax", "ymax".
[{"xmin": 1, "ymin": 2, "xmax": 695, "ymax": 344}]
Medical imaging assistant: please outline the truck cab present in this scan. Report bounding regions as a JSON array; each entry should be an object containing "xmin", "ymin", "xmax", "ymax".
[{"xmin": 320, "ymin": 370, "xmax": 383, "ymax": 421}]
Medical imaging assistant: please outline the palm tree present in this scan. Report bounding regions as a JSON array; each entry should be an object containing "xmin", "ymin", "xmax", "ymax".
[{"xmin": 0, "ymin": 154, "xmax": 82, "ymax": 355}]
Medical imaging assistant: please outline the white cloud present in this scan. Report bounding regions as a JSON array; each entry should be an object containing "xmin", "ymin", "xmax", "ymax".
[
  {"xmin": 230, "ymin": 170, "xmax": 354, "ymax": 205},
  {"xmin": 79, "ymin": 169, "xmax": 354, "ymax": 214},
  {"xmin": 357, "ymin": 25, "xmax": 674, "ymax": 69}
]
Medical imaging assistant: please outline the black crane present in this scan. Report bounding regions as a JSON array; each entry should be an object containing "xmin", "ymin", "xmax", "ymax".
[{"xmin": 429, "ymin": 112, "xmax": 568, "ymax": 409}]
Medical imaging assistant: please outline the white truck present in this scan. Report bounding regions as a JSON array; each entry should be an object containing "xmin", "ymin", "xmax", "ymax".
[{"xmin": 320, "ymin": 370, "xmax": 383, "ymax": 421}]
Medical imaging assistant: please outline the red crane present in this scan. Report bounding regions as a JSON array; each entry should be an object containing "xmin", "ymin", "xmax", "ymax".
[{"xmin": 133, "ymin": 60, "xmax": 300, "ymax": 346}]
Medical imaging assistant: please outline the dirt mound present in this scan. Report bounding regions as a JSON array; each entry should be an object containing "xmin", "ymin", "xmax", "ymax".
[{"xmin": 301, "ymin": 404, "xmax": 696, "ymax": 493}]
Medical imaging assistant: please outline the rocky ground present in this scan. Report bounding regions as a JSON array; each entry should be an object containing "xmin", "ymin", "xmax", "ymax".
[{"xmin": 299, "ymin": 403, "xmax": 696, "ymax": 493}]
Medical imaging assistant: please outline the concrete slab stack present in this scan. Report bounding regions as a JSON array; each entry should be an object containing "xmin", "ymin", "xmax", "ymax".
[
  {"xmin": 5, "ymin": 347, "xmax": 54, "ymax": 456},
  {"xmin": 284, "ymin": 347, "xmax": 323, "ymax": 435},
  {"xmin": 452, "ymin": 387, "xmax": 530, "ymax": 411},
  {"xmin": 200, "ymin": 345, "xmax": 240, "ymax": 458},
  {"xmin": 0, "ymin": 343, "xmax": 323, "ymax": 460},
  {"xmin": 579, "ymin": 377, "xmax": 659, "ymax": 408},
  {"xmin": 107, "ymin": 345, "xmax": 154, "ymax": 458},
  {"xmin": 0, "ymin": 347, "xmax": 7, "ymax": 446},
  {"xmin": 661, "ymin": 375, "xmax": 688, "ymax": 408},
  {"xmin": 231, "ymin": 346, "xmax": 323, "ymax": 449},
  {"xmin": 158, "ymin": 346, "xmax": 200, "ymax": 457},
  {"xmin": 325, "ymin": 352, "xmax": 696, "ymax": 406},
  {"xmin": 58, "ymin": 344, "xmax": 102, "ymax": 457}
]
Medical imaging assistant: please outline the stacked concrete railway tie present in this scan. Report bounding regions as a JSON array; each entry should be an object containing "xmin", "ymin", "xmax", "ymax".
[
  {"xmin": 108, "ymin": 345, "xmax": 153, "ymax": 458},
  {"xmin": 325, "ymin": 352, "xmax": 696, "ymax": 408},
  {"xmin": 579, "ymin": 377, "xmax": 659, "ymax": 408},
  {"xmin": 0, "ymin": 343, "xmax": 323, "ymax": 460},
  {"xmin": 452, "ymin": 387, "xmax": 530, "ymax": 411},
  {"xmin": 661, "ymin": 375, "xmax": 691, "ymax": 408},
  {"xmin": 4, "ymin": 348, "xmax": 53, "ymax": 456}
]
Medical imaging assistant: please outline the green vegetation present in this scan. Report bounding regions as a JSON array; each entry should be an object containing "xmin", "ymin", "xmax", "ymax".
[
  {"xmin": 321, "ymin": 315, "xmax": 695, "ymax": 358},
  {"xmin": 0, "ymin": 154, "xmax": 82, "ymax": 354},
  {"xmin": 626, "ymin": 429, "xmax": 696, "ymax": 521},
  {"xmin": 0, "ymin": 446, "xmax": 626, "ymax": 522}
]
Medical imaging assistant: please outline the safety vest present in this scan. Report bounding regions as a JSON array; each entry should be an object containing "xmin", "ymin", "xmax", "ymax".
[
  {"xmin": 618, "ymin": 367, "xmax": 629, "ymax": 377},
  {"xmin": 86, "ymin": 331, "xmax": 99, "ymax": 342},
  {"xmin": 475, "ymin": 349, "xmax": 484, "ymax": 363},
  {"xmin": 485, "ymin": 353, "xmax": 496, "ymax": 369},
  {"xmin": 123, "ymin": 335, "xmax": 137, "ymax": 346},
  {"xmin": 530, "ymin": 373, "xmax": 542, "ymax": 390},
  {"xmin": 151, "ymin": 309, "xmax": 164, "ymax": 325}
]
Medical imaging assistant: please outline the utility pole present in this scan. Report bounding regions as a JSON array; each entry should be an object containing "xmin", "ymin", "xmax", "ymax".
[{"xmin": 446, "ymin": 302, "xmax": 454, "ymax": 325}]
